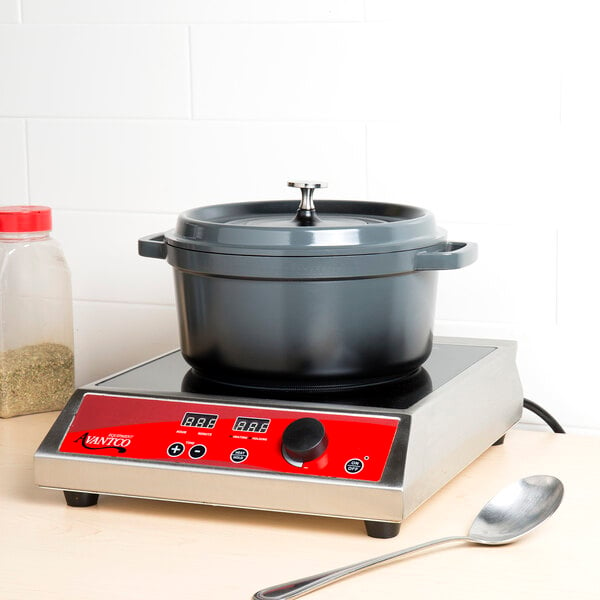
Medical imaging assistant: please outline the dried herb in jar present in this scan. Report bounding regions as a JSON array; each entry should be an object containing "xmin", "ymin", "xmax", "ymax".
[{"xmin": 0, "ymin": 343, "xmax": 74, "ymax": 418}]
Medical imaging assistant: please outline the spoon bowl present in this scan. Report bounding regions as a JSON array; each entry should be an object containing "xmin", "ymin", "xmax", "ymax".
[
  {"xmin": 254, "ymin": 474, "xmax": 564, "ymax": 600},
  {"xmin": 468, "ymin": 474, "xmax": 564, "ymax": 544}
]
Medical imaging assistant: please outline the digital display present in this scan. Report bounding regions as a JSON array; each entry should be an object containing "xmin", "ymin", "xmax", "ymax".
[
  {"xmin": 180, "ymin": 412, "xmax": 218, "ymax": 429},
  {"xmin": 233, "ymin": 417, "xmax": 270, "ymax": 434}
]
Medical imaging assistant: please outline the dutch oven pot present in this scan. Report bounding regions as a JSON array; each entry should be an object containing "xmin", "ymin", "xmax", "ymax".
[{"xmin": 139, "ymin": 182, "xmax": 477, "ymax": 390}]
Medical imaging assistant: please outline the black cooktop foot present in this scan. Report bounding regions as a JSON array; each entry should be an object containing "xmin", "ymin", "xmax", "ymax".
[
  {"xmin": 364, "ymin": 520, "xmax": 401, "ymax": 538},
  {"xmin": 63, "ymin": 491, "xmax": 99, "ymax": 507}
]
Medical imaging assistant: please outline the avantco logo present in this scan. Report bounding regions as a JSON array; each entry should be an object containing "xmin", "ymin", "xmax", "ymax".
[{"xmin": 73, "ymin": 432, "xmax": 132, "ymax": 454}]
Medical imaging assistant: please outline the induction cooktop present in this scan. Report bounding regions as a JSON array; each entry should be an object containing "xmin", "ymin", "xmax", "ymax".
[{"xmin": 34, "ymin": 337, "xmax": 523, "ymax": 538}]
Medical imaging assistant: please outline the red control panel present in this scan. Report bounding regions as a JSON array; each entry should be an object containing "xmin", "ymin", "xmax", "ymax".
[{"xmin": 59, "ymin": 393, "xmax": 400, "ymax": 482}]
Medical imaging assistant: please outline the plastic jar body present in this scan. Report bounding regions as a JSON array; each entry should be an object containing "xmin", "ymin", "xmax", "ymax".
[{"xmin": 0, "ymin": 229, "xmax": 74, "ymax": 417}]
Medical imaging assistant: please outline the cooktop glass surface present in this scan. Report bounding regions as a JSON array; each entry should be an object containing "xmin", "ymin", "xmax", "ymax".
[{"xmin": 94, "ymin": 343, "xmax": 494, "ymax": 410}]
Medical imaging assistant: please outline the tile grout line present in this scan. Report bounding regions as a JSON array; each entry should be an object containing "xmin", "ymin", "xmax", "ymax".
[
  {"xmin": 1, "ymin": 20, "xmax": 363, "ymax": 27},
  {"xmin": 73, "ymin": 297, "xmax": 176, "ymax": 308},
  {"xmin": 23, "ymin": 119, "xmax": 32, "ymax": 205},
  {"xmin": 0, "ymin": 115, "xmax": 370, "ymax": 124},
  {"xmin": 187, "ymin": 25, "xmax": 195, "ymax": 119},
  {"xmin": 53, "ymin": 207, "xmax": 180, "ymax": 217},
  {"xmin": 555, "ymin": 229, "xmax": 559, "ymax": 326},
  {"xmin": 364, "ymin": 121, "xmax": 369, "ymax": 200}
]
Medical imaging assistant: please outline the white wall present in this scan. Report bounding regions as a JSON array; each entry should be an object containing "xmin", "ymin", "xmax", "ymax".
[{"xmin": 1, "ymin": 1, "xmax": 598, "ymax": 433}]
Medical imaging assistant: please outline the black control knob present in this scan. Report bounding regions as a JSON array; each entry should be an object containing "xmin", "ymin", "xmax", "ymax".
[{"xmin": 282, "ymin": 417, "xmax": 328, "ymax": 463}]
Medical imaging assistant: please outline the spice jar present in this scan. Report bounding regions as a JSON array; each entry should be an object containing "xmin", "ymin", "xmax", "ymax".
[{"xmin": 0, "ymin": 206, "xmax": 74, "ymax": 418}]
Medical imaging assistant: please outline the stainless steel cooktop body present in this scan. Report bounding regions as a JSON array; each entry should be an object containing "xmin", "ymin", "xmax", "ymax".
[{"xmin": 34, "ymin": 337, "xmax": 523, "ymax": 538}]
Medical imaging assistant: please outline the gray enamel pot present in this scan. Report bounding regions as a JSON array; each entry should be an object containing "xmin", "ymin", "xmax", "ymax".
[{"xmin": 139, "ymin": 182, "xmax": 477, "ymax": 388}]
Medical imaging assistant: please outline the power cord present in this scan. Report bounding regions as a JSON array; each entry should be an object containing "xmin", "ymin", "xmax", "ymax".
[{"xmin": 523, "ymin": 398, "xmax": 565, "ymax": 434}]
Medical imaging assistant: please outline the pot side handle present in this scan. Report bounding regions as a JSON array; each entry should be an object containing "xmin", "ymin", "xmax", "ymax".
[
  {"xmin": 414, "ymin": 241, "xmax": 478, "ymax": 271},
  {"xmin": 138, "ymin": 233, "xmax": 167, "ymax": 259}
]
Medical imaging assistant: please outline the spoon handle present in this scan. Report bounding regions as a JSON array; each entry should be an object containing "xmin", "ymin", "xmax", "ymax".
[{"xmin": 253, "ymin": 535, "xmax": 468, "ymax": 600}]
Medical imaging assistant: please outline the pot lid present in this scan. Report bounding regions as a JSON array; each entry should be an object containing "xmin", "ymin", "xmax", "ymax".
[{"xmin": 166, "ymin": 181, "xmax": 445, "ymax": 257}]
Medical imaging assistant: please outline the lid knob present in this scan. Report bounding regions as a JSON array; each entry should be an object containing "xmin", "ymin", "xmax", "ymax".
[{"xmin": 288, "ymin": 181, "xmax": 327, "ymax": 226}]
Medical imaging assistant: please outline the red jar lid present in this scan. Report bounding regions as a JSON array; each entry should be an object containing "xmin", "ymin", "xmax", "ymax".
[{"xmin": 0, "ymin": 206, "xmax": 52, "ymax": 232}]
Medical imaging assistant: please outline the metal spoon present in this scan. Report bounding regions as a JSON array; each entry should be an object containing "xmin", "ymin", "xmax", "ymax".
[{"xmin": 253, "ymin": 475, "xmax": 564, "ymax": 600}]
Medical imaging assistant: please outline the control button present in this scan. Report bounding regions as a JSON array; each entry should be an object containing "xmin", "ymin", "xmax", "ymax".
[
  {"xmin": 230, "ymin": 448, "xmax": 249, "ymax": 464},
  {"xmin": 189, "ymin": 444, "xmax": 207, "ymax": 459},
  {"xmin": 344, "ymin": 458, "xmax": 364, "ymax": 474},
  {"xmin": 282, "ymin": 417, "xmax": 328, "ymax": 464},
  {"xmin": 167, "ymin": 442, "xmax": 185, "ymax": 457}
]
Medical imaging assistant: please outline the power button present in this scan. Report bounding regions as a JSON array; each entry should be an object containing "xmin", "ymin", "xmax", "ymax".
[{"xmin": 344, "ymin": 458, "xmax": 364, "ymax": 475}]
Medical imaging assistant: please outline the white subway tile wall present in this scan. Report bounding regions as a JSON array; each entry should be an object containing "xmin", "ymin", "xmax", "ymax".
[
  {"xmin": 27, "ymin": 120, "xmax": 367, "ymax": 211},
  {"xmin": 73, "ymin": 301, "xmax": 179, "ymax": 384},
  {"xmin": 0, "ymin": 120, "xmax": 28, "ymax": 203},
  {"xmin": 1, "ymin": 1, "xmax": 598, "ymax": 433},
  {"xmin": 0, "ymin": 0, "xmax": 19, "ymax": 23},
  {"xmin": 52, "ymin": 210, "xmax": 178, "ymax": 305},
  {"xmin": 0, "ymin": 25, "xmax": 191, "ymax": 117},
  {"xmin": 21, "ymin": 0, "xmax": 365, "ymax": 24}
]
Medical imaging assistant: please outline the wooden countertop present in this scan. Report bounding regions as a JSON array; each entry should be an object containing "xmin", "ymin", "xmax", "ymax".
[{"xmin": 1, "ymin": 412, "xmax": 598, "ymax": 599}]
